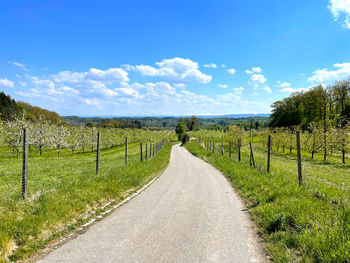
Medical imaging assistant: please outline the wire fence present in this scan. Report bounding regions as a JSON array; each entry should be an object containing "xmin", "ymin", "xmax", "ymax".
[{"xmin": 0, "ymin": 128, "xmax": 166, "ymax": 202}]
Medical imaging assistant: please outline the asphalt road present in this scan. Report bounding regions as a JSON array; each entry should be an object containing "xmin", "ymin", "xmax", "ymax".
[{"xmin": 38, "ymin": 144, "xmax": 265, "ymax": 263}]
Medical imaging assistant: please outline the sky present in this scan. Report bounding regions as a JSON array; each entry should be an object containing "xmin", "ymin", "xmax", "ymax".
[{"xmin": 1, "ymin": 0, "xmax": 350, "ymax": 116}]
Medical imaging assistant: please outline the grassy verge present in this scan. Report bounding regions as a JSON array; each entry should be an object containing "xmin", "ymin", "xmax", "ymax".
[
  {"xmin": 185, "ymin": 140, "xmax": 349, "ymax": 262},
  {"xmin": 0, "ymin": 143, "xmax": 171, "ymax": 262}
]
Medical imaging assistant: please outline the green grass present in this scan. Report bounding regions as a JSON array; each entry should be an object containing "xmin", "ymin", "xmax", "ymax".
[
  {"xmin": 185, "ymin": 140, "xmax": 350, "ymax": 262},
  {"xmin": 0, "ymin": 143, "xmax": 171, "ymax": 262}
]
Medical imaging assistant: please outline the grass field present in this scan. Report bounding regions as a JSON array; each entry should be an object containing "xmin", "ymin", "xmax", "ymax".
[
  {"xmin": 0, "ymin": 142, "xmax": 171, "ymax": 262},
  {"xmin": 185, "ymin": 139, "xmax": 350, "ymax": 262}
]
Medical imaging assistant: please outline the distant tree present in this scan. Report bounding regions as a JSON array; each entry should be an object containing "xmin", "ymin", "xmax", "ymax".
[
  {"xmin": 0, "ymin": 92, "xmax": 20, "ymax": 120},
  {"xmin": 185, "ymin": 116, "xmax": 199, "ymax": 131},
  {"xmin": 175, "ymin": 117, "xmax": 187, "ymax": 140}
]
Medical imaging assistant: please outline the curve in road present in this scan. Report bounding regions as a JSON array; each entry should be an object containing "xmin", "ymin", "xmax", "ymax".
[{"xmin": 37, "ymin": 144, "xmax": 265, "ymax": 263}]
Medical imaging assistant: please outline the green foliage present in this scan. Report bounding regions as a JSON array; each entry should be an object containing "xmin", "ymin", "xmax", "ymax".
[
  {"xmin": 270, "ymin": 80, "xmax": 350, "ymax": 129},
  {"xmin": 175, "ymin": 117, "xmax": 187, "ymax": 141},
  {"xmin": 17, "ymin": 102, "xmax": 63, "ymax": 124},
  {"xmin": 0, "ymin": 92, "xmax": 20, "ymax": 120}
]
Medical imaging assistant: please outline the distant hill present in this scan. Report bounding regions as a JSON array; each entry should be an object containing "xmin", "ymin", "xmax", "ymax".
[
  {"xmin": 0, "ymin": 91, "xmax": 63, "ymax": 124},
  {"xmin": 63, "ymin": 115, "xmax": 270, "ymax": 129}
]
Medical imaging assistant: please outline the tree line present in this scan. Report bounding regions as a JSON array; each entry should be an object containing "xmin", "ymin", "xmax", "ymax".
[{"xmin": 269, "ymin": 79, "xmax": 350, "ymax": 129}]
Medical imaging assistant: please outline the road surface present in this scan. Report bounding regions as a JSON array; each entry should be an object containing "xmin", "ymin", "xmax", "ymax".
[{"xmin": 38, "ymin": 144, "xmax": 265, "ymax": 263}]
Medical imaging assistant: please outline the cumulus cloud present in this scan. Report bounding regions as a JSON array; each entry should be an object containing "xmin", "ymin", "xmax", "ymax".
[
  {"xmin": 233, "ymin": 87, "xmax": 244, "ymax": 95},
  {"xmin": 0, "ymin": 78, "xmax": 14, "ymax": 87},
  {"xmin": 203, "ymin": 63, "xmax": 217, "ymax": 68},
  {"xmin": 308, "ymin": 63, "xmax": 350, "ymax": 83},
  {"xmin": 328, "ymin": 0, "xmax": 350, "ymax": 28},
  {"xmin": 276, "ymin": 81, "xmax": 291, "ymax": 88},
  {"xmin": 227, "ymin": 68, "xmax": 236, "ymax": 75},
  {"xmin": 250, "ymin": 74, "xmax": 266, "ymax": 84},
  {"xmin": 245, "ymin": 67, "xmax": 261, "ymax": 74},
  {"xmin": 221, "ymin": 64, "xmax": 227, "ymax": 68},
  {"xmin": 53, "ymin": 67, "xmax": 129, "ymax": 83},
  {"xmin": 218, "ymin": 84, "xmax": 229, "ymax": 89},
  {"xmin": 124, "ymin": 57, "xmax": 212, "ymax": 84},
  {"xmin": 84, "ymin": 98, "xmax": 100, "ymax": 106},
  {"xmin": 263, "ymin": 86, "xmax": 272, "ymax": 93}
]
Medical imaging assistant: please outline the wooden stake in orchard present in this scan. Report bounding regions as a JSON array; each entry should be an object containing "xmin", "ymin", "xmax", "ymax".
[
  {"xmin": 249, "ymin": 142, "xmax": 255, "ymax": 168},
  {"xmin": 125, "ymin": 136, "xmax": 128, "ymax": 167},
  {"xmin": 22, "ymin": 128, "xmax": 28, "ymax": 199},
  {"xmin": 267, "ymin": 135, "xmax": 271, "ymax": 173},
  {"xmin": 296, "ymin": 131, "xmax": 303, "ymax": 186},
  {"xmin": 96, "ymin": 132, "xmax": 100, "ymax": 175}
]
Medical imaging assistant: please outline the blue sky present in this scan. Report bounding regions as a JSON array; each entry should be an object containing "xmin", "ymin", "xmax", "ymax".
[{"xmin": 1, "ymin": 0, "xmax": 350, "ymax": 116}]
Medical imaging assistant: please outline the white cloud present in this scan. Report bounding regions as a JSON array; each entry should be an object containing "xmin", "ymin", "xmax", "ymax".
[
  {"xmin": 234, "ymin": 87, "xmax": 244, "ymax": 91},
  {"xmin": 250, "ymin": 74, "xmax": 266, "ymax": 84},
  {"xmin": 53, "ymin": 67, "xmax": 129, "ymax": 83},
  {"xmin": 124, "ymin": 57, "xmax": 212, "ymax": 84},
  {"xmin": 203, "ymin": 63, "xmax": 217, "ymax": 68},
  {"xmin": 308, "ymin": 63, "xmax": 350, "ymax": 83},
  {"xmin": 276, "ymin": 81, "xmax": 291, "ymax": 88},
  {"xmin": 328, "ymin": 0, "xmax": 350, "ymax": 29},
  {"xmin": 245, "ymin": 67, "xmax": 262, "ymax": 74},
  {"xmin": 8, "ymin": 61, "xmax": 28, "ymax": 71},
  {"xmin": 279, "ymin": 87, "xmax": 309, "ymax": 93},
  {"xmin": 233, "ymin": 87, "xmax": 244, "ymax": 94},
  {"xmin": 221, "ymin": 64, "xmax": 227, "ymax": 68},
  {"xmin": 227, "ymin": 68, "xmax": 236, "ymax": 75},
  {"xmin": 84, "ymin": 98, "xmax": 100, "ymax": 106},
  {"xmin": 218, "ymin": 84, "xmax": 229, "ymax": 89},
  {"xmin": 0, "ymin": 78, "xmax": 14, "ymax": 87},
  {"xmin": 263, "ymin": 86, "xmax": 272, "ymax": 93}
]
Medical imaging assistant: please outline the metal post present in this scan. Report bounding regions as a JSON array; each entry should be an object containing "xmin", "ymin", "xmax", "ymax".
[
  {"xmin": 267, "ymin": 135, "xmax": 271, "ymax": 173},
  {"xmin": 125, "ymin": 136, "xmax": 128, "ymax": 167}
]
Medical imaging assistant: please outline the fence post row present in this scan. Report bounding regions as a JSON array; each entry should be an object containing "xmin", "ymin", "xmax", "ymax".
[
  {"xmin": 249, "ymin": 142, "xmax": 256, "ymax": 168},
  {"xmin": 22, "ymin": 128, "xmax": 28, "ymax": 200},
  {"xmin": 125, "ymin": 136, "xmax": 128, "ymax": 167},
  {"xmin": 296, "ymin": 131, "xmax": 303, "ymax": 186},
  {"xmin": 267, "ymin": 135, "xmax": 271, "ymax": 173},
  {"xmin": 96, "ymin": 132, "xmax": 100, "ymax": 175}
]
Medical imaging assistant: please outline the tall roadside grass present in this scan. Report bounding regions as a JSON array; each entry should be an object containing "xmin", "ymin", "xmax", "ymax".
[
  {"xmin": 185, "ymin": 140, "xmax": 349, "ymax": 262},
  {"xmin": 0, "ymin": 143, "xmax": 171, "ymax": 262}
]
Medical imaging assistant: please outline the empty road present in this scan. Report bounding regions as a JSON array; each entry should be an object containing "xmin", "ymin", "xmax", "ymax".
[{"xmin": 38, "ymin": 144, "xmax": 265, "ymax": 263}]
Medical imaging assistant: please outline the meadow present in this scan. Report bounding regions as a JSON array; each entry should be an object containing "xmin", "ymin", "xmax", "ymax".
[
  {"xmin": 0, "ymin": 135, "xmax": 173, "ymax": 262},
  {"xmin": 185, "ymin": 136, "xmax": 350, "ymax": 262}
]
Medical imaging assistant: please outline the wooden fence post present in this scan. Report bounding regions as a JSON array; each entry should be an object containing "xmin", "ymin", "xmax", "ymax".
[
  {"xmin": 238, "ymin": 139, "xmax": 241, "ymax": 162},
  {"xmin": 125, "ymin": 136, "xmax": 128, "ymax": 167},
  {"xmin": 249, "ymin": 142, "xmax": 256, "ymax": 168},
  {"xmin": 267, "ymin": 135, "xmax": 271, "ymax": 173},
  {"xmin": 153, "ymin": 143, "xmax": 155, "ymax": 157},
  {"xmin": 96, "ymin": 132, "xmax": 100, "ymax": 175},
  {"xmin": 150, "ymin": 143, "xmax": 152, "ymax": 159},
  {"xmin": 140, "ymin": 143, "xmax": 143, "ymax": 162},
  {"xmin": 229, "ymin": 141, "xmax": 232, "ymax": 159},
  {"xmin": 145, "ymin": 143, "xmax": 148, "ymax": 160},
  {"xmin": 296, "ymin": 131, "xmax": 303, "ymax": 186},
  {"xmin": 22, "ymin": 128, "xmax": 28, "ymax": 199},
  {"xmin": 221, "ymin": 137, "xmax": 224, "ymax": 155}
]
